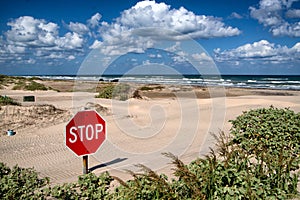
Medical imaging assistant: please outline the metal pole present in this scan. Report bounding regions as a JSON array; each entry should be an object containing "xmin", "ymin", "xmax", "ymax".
[{"xmin": 83, "ymin": 155, "xmax": 88, "ymax": 174}]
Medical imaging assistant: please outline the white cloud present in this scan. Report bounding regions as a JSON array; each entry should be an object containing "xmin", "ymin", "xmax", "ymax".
[
  {"xmin": 292, "ymin": 42, "xmax": 300, "ymax": 51},
  {"xmin": 229, "ymin": 12, "xmax": 243, "ymax": 19},
  {"xmin": 88, "ymin": 13, "xmax": 102, "ymax": 28},
  {"xmin": 172, "ymin": 55, "xmax": 186, "ymax": 63},
  {"xmin": 191, "ymin": 53, "xmax": 213, "ymax": 61},
  {"xmin": 286, "ymin": 9, "xmax": 300, "ymax": 18},
  {"xmin": 6, "ymin": 16, "xmax": 59, "ymax": 47},
  {"xmin": 94, "ymin": 0, "xmax": 240, "ymax": 56},
  {"xmin": 67, "ymin": 22, "xmax": 89, "ymax": 35},
  {"xmin": 5, "ymin": 16, "xmax": 85, "ymax": 50},
  {"xmin": 0, "ymin": 16, "xmax": 87, "ymax": 66},
  {"xmin": 164, "ymin": 41, "xmax": 181, "ymax": 52},
  {"xmin": 56, "ymin": 32, "xmax": 84, "ymax": 50},
  {"xmin": 250, "ymin": 0, "xmax": 300, "ymax": 37},
  {"xmin": 143, "ymin": 59, "xmax": 151, "ymax": 65},
  {"xmin": 148, "ymin": 53, "xmax": 162, "ymax": 58},
  {"xmin": 27, "ymin": 58, "xmax": 36, "ymax": 64},
  {"xmin": 45, "ymin": 52, "xmax": 65, "ymax": 59},
  {"xmin": 214, "ymin": 40, "xmax": 300, "ymax": 64},
  {"xmin": 271, "ymin": 22, "xmax": 300, "ymax": 36},
  {"xmin": 121, "ymin": 1, "xmax": 241, "ymax": 38},
  {"xmin": 6, "ymin": 44, "xmax": 26, "ymax": 54},
  {"xmin": 89, "ymin": 40, "xmax": 102, "ymax": 49},
  {"xmin": 67, "ymin": 55, "xmax": 76, "ymax": 60}
]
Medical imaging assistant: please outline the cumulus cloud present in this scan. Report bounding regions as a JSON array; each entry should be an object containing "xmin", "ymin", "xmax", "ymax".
[
  {"xmin": 191, "ymin": 53, "xmax": 213, "ymax": 61},
  {"xmin": 6, "ymin": 44, "xmax": 26, "ymax": 54},
  {"xmin": 95, "ymin": 0, "xmax": 240, "ymax": 56},
  {"xmin": 6, "ymin": 16, "xmax": 58, "ymax": 46},
  {"xmin": 5, "ymin": 16, "xmax": 85, "ymax": 50},
  {"xmin": 250, "ymin": 0, "xmax": 300, "ymax": 37},
  {"xmin": 89, "ymin": 39, "xmax": 102, "ymax": 49},
  {"xmin": 56, "ymin": 32, "xmax": 84, "ymax": 50},
  {"xmin": 66, "ymin": 22, "xmax": 89, "ymax": 35},
  {"xmin": 0, "ymin": 16, "xmax": 88, "ymax": 65},
  {"xmin": 88, "ymin": 13, "xmax": 102, "ymax": 28},
  {"xmin": 214, "ymin": 40, "xmax": 300, "ymax": 64},
  {"xmin": 286, "ymin": 9, "xmax": 300, "ymax": 18},
  {"xmin": 119, "ymin": 1, "xmax": 240, "ymax": 38}
]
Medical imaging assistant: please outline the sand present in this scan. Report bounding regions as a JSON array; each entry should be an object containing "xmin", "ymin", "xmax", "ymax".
[{"xmin": 0, "ymin": 81, "xmax": 300, "ymax": 185}]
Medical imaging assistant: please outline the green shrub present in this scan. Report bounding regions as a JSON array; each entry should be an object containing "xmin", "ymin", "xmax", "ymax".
[
  {"xmin": 12, "ymin": 80, "xmax": 25, "ymax": 90},
  {"xmin": 0, "ymin": 163, "xmax": 49, "ymax": 199},
  {"xmin": 45, "ymin": 183, "xmax": 79, "ymax": 199},
  {"xmin": 44, "ymin": 172, "xmax": 113, "ymax": 199},
  {"xmin": 12, "ymin": 80, "xmax": 49, "ymax": 91},
  {"xmin": 77, "ymin": 172, "xmax": 113, "ymax": 199},
  {"xmin": 229, "ymin": 106, "xmax": 300, "ymax": 170},
  {"xmin": 140, "ymin": 86, "xmax": 154, "ymax": 91},
  {"xmin": 96, "ymin": 83, "xmax": 131, "ymax": 101},
  {"xmin": 0, "ymin": 95, "xmax": 20, "ymax": 106},
  {"xmin": 95, "ymin": 84, "xmax": 114, "ymax": 99},
  {"xmin": 139, "ymin": 85, "xmax": 164, "ymax": 91},
  {"xmin": 132, "ymin": 90, "xmax": 143, "ymax": 99},
  {"xmin": 110, "ymin": 165, "xmax": 176, "ymax": 199},
  {"xmin": 0, "ymin": 75, "xmax": 8, "ymax": 86},
  {"xmin": 24, "ymin": 81, "xmax": 48, "ymax": 91}
]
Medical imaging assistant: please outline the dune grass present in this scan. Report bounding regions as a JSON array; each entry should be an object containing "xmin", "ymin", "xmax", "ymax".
[
  {"xmin": 0, "ymin": 74, "xmax": 50, "ymax": 91},
  {"xmin": 0, "ymin": 95, "xmax": 20, "ymax": 106}
]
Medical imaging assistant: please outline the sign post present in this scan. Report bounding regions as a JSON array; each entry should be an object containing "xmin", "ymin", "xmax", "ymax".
[
  {"xmin": 83, "ymin": 155, "xmax": 88, "ymax": 174},
  {"xmin": 65, "ymin": 110, "xmax": 106, "ymax": 174}
]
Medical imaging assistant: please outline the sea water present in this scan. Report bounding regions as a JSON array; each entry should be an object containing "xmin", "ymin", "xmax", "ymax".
[{"xmin": 26, "ymin": 75, "xmax": 300, "ymax": 91}]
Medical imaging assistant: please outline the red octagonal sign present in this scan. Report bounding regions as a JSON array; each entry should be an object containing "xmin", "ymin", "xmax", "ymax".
[{"xmin": 65, "ymin": 110, "xmax": 106, "ymax": 157}]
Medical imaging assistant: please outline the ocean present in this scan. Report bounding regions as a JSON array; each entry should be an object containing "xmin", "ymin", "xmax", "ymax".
[{"xmin": 32, "ymin": 75, "xmax": 300, "ymax": 91}]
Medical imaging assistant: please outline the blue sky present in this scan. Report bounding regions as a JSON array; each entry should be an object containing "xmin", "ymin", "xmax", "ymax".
[{"xmin": 0, "ymin": 0, "xmax": 299, "ymax": 75}]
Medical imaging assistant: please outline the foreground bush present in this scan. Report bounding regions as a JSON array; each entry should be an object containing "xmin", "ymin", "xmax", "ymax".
[
  {"xmin": 229, "ymin": 106, "xmax": 300, "ymax": 169},
  {"xmin": 0, "ymin": 95, "xmax": 20, "ymax": 106},
  {"xmin": 0, "ymin": 163, "xmax": 49, "ymax": 199},
  {"xmin": 0, "ymin": 106, "xmax": 299, "ymax": 199}
]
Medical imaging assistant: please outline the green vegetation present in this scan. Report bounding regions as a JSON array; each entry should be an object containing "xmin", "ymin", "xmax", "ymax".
[
  {"xmin": 140, "ymin": 86, "xmax": 154, "ymax": 91},
  {"xmin": 95, "ymin": 84, "xmax": 114, "ymax": 99},
  {"xmin": 0, "ymin": 95, "xmax": 20, "ymax": 106},
  {"xmin": 0, "ymin": 75, "xmax": 13, "ymax": 89},
  {"xmin": 0, "ymin": 74, "xmax": 50, "ymax": 91},
  {"xmin": 230, "ymin": 106, "xmax": 300, "ymax": 170},
  {"xmin": 132, "ymin": 89, "xmax": 143, "ymax": 99},
  {"xmin": 12, "ymin": 79, "xmax": 48, "ymax": 91},
  {"xmin": 0, "ymin": 163, "xmax": 49, "ymax": 199},
  {"xmin": 0, "ymin": 106, "xmax": 299, "ymax": 199},
  {"xmin": 140, "ymin": 85, "xmax": 164, "ymax": 91},
  {"xmin": 24, "ymin": 81, "xmax": 48, "ymax": 91},
  {"xmin": 95, "ymin": 83, "xmax": 131, "ymax": 101}
]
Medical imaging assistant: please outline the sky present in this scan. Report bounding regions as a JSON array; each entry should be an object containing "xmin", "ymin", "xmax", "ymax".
[{"xmin": 0, "ymin": 0, "xmax": 299, "ymax": 75}]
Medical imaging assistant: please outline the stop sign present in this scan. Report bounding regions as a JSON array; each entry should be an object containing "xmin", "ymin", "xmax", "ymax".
[{"xmin": 65, "ymin": 110, "xmax": 106, "ymax": 156}]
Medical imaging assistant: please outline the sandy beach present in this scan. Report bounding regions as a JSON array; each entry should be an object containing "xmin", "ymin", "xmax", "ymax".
[{"xmin": 0, "ymin": 79, "xmax": 300, "ymax": 185}]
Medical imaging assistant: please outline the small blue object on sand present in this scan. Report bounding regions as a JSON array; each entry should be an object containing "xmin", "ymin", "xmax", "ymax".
[{"xmin": 7, "ymin": 130, "xmax": 16, "ymax": 136}]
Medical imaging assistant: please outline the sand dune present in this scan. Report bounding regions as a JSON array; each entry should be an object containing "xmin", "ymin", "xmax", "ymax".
[{"xmin": 0, "ymin": 86, "xmax": 299, "ymax": 184}]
